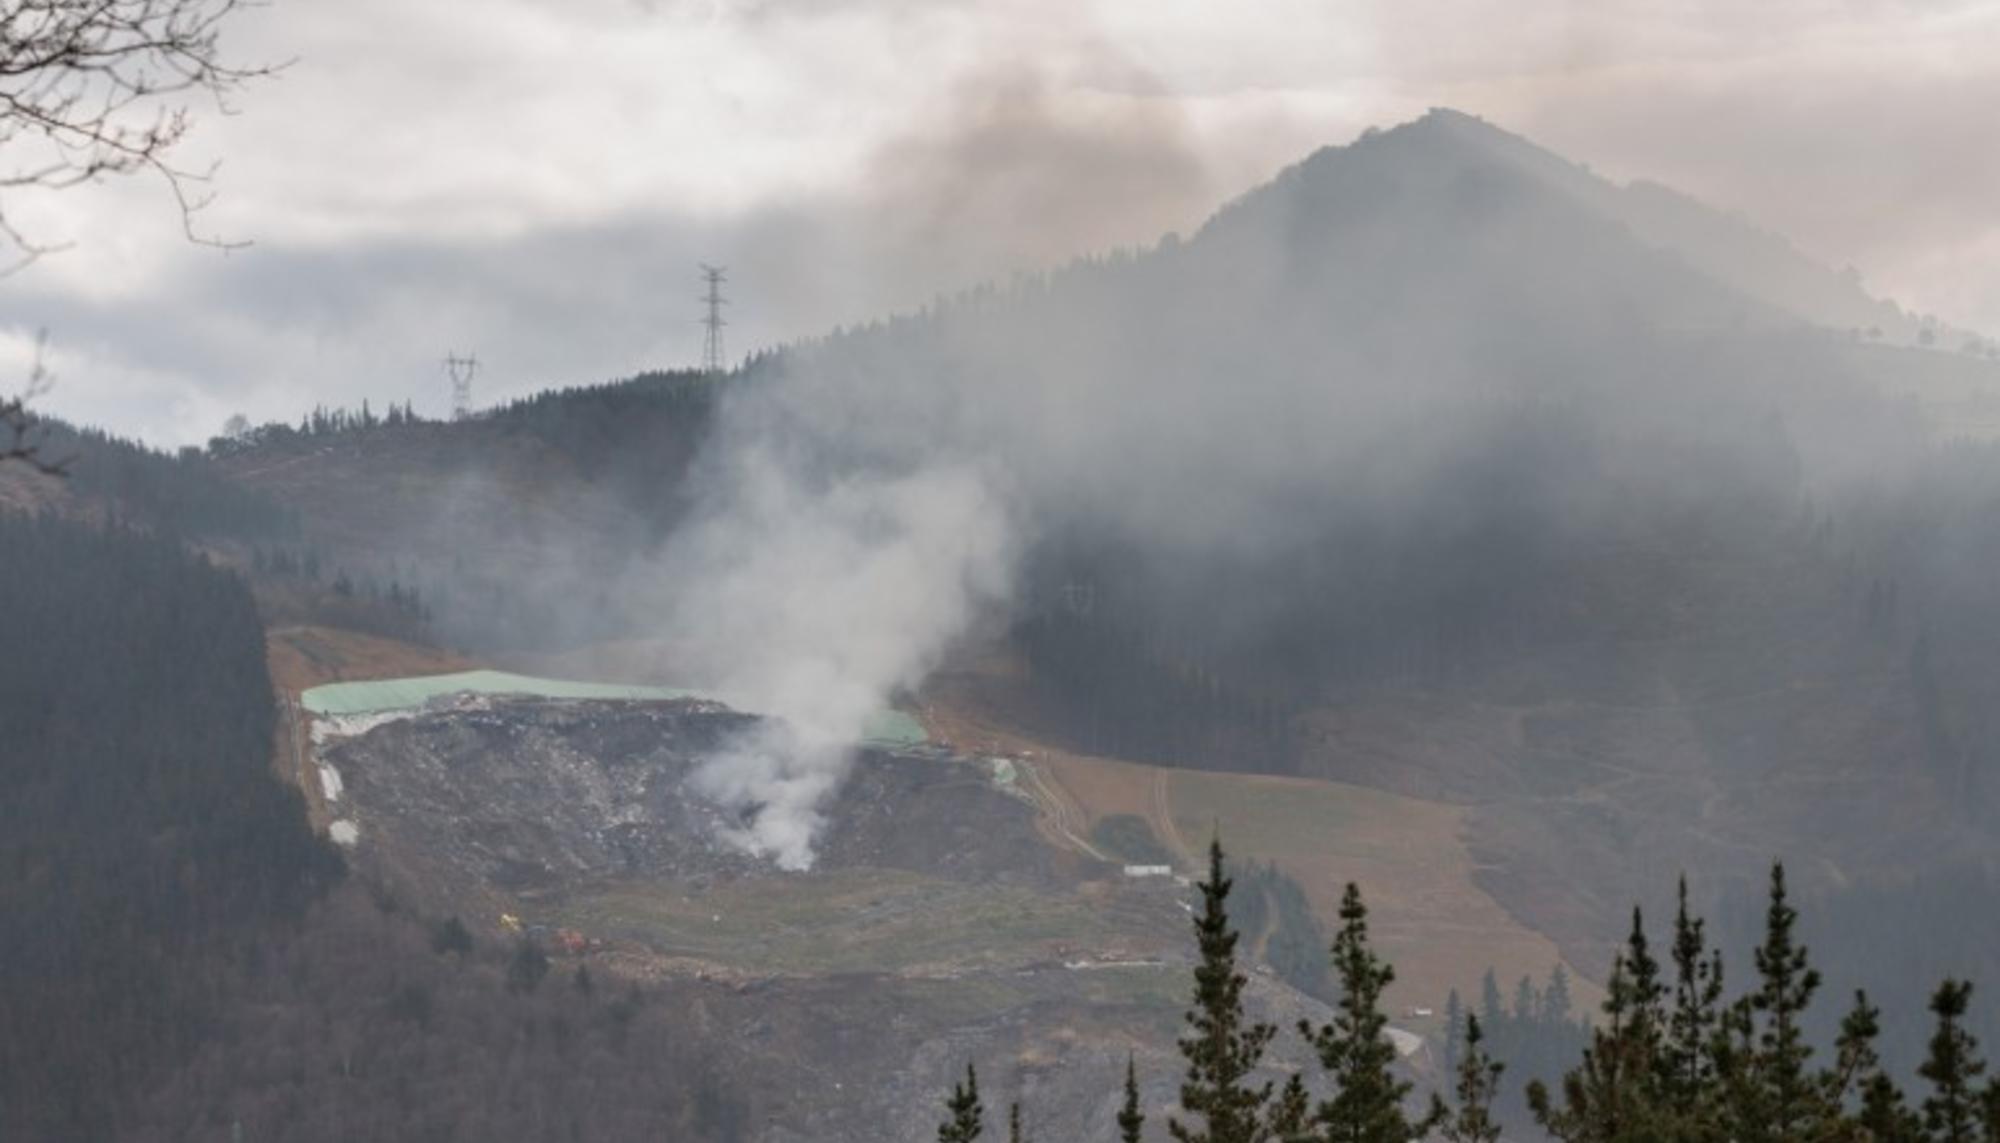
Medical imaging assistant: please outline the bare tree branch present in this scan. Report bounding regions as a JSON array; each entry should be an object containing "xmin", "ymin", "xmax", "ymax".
[
  {"xmin": 0, "ymin": 0, "xmax": 282, "ymax": 273},
  {"xmin": 0, "ymin": 0, "xmax": 274, "ymax": 468}
]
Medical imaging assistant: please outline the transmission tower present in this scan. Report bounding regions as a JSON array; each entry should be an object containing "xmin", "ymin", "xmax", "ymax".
[
  {"xmin": 699, "ymin": 264, "xmax": 728, "ymax": 377},
  {"xmin": 443, "ymin": 351, "xmax": 478, "ymax": 421}
]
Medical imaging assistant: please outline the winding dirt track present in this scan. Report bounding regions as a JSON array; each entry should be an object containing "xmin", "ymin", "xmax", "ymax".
[
  {"xmin": 1150, "ymin": 767, "xmax": 1194, "ymax": 865},
  {"xmin": 1017, "ymin": 759, "xmax": 1113, "ymax": 861}
]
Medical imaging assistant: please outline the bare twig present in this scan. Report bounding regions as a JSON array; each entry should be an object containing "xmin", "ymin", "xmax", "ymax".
[{"xmin": 0, "ymin": 0, "xmax": 281, "ymax": 268}]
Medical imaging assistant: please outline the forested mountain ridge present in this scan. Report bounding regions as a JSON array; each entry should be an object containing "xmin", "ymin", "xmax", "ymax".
[
  {"xmin": 210, "ymin": 368, "xmax": 723, "ymax": 650},
  {"xmin": 1394, "ymin": 109, "xmax": 1930, "ymax": 341},
  {"xmin": 194, "ymin": 109, "xmax": 2000, "ymax": 1089},
  {"xmin": 0, "ymin": 416, "xmax": 300, "ymax": 539}
]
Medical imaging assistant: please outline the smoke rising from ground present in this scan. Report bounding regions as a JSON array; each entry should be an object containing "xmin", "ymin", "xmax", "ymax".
[
  {"xmin": 640, "ymin": 109, "xmax": 1945, "ymax": 867},
  {"xmin": 653, "ymin": 383, "xmax": 1016, "ymax": 867}
]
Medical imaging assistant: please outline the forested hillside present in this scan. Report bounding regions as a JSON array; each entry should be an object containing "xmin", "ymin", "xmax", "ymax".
[
  {"xmin": 198, "ymin": 109, "xmax": 2000, "ymax": 1098},
  {"xmin": 10, "ymin": 419, "xmax": 302, "ymax": 539},
  {"xmin": 0, "ymin": 514, "xmax": 749, "ymax": 1141},
  {"xmin": 0, "ymin": 513, "xmax": 338, "ymax": 1136}
]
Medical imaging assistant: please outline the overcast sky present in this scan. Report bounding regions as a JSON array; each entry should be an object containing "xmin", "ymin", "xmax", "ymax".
[{"xmin": 2, "ymin": 0, "xmax": 1996, "ymax": 446}]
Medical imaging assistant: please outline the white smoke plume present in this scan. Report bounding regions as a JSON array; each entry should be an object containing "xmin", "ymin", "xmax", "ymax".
[
  {"xmin": 643, "ymin": 108, "xmax": 1924, "ymax": 869},
  {"xmin": 656, "ymin": 392, "xmax": 1017, "ymax": 869}
]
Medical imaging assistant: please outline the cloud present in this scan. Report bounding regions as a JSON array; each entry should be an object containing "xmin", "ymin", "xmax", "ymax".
[
  {"xmin": 3, "ymin": 0, "xmax": 1997, "ymax": 446},
  {"xmin": 863, "ymin": 62, "xmax": 1216, "ymax": 281}
]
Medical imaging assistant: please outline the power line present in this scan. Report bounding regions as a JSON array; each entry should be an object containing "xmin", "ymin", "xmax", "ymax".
[
  {"xmin": 699, "ymin": 264, "xmax": 728, "ymax": 377},
  {"xmin": 443, "ymin": 351, "xmax": 478, "ymax": 421}
]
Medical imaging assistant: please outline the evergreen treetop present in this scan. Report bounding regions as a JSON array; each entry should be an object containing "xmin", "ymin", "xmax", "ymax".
[
  {"xmin": 1120, "ymin": 1055, "xmax": 1147, "ymax": 1143},
  {"xmin": 1919, "ymin": 980, "xmax": 1986, "ymax": 1143},
  {"xmin": 1440, "ymin": 1015, "xmax": 1504, "ymax": 1143},
  {"xmin": 1171, "ymin": 838, "xmax": 1276, "ymax": 1143},
  {"xmin": 940, "ymin": 1063, "xmax": 985, "ymax": 1143},
  {"xmin": 1302, "ymin": 882, "xmax": 1443, "ymax": 1143}
]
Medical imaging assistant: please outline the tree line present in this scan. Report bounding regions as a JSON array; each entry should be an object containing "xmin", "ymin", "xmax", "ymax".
[
  {"xmin": 0, "ymin": 512, "xmax": 750, "ymax": 1140},
  {"xmin": 0, "ymin": 511, "xmax": 342, "ymax": 1137},
  {"xmin": 942, "ymin": 843, "xmax": 2000, "ymax": 1143},
  {"xmin": 24, "ymin": 417, "xmax": 300, "ymax": 539}
]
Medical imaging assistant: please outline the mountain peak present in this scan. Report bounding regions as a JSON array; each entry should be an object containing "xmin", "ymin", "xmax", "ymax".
[{"xmin": 1231, "ymin": 108, "xmax": 1911, "ymax": 337}]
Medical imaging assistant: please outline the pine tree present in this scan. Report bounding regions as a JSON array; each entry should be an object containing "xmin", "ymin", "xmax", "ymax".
[
  {"xmin": 1544, "ymin": 965, "xmax": 1576, "ymax": 1028},
  {"xmin": 1654, "ymin": 877, "xmax": 1728, "ymax": 1143},
  {"xmin": 1858, "ymin": 1071, "xmax": 1921, "ymax": 1143},
  {"xmin": 1530, "ymin": 950, "xmax": 1654, "ymax": 1143},
  {"xmin": 1664, "ymin": 876, "xmax": 1725, "ymax": 1113},
  {"xmin": 1119, "ymin": 1056, "xmax": 1146, "ymax": 1143},
  {"xmin": 1170, "ymin": 839, "xmax": 1276, "ymax": 1143},
  {"xmin": 1818, "ymin": 989, "xmax": 1917, "ymax": 1143},
  {"xmin": 1622, "ymin": 907, "xmax": 1668, "ymax": 1076},
  {"xmin": 1440, "ymin": 1015, "xmax": 1504, "ymax": 1143},
  {"xmin": 1302, "ymin": 882, "xmax": 1443, "ymax": 1143},
  {"xmin": 1270, "ymin": 1075, "xmax": 1311, "ymax": 1143},
  {"xmin": 1009, "ymin": 1102, "xmax": 1025, "ymax": 1143},
  {"xmin": 1741, "ymin": 863, "xmax": 1828, "ymax": 1143},
  {"xmin": 1920, "ymin": 980, "xmax": 1986, "ymax": 1143},
  {"xmin": 1823, "ymin": 991, "xmax": 1883, "ymax": 1110},
  {"xmin": 940, "ymin": 1063, "xmax": 985, "ymax": 1143},
  {"xmin": 1480, "ymin": 970, "xmax": 1504, "ymax": 1032},
  {"xmin": 1518, "ymin": 975, "xmax": 1541, "ymax": 1024}
]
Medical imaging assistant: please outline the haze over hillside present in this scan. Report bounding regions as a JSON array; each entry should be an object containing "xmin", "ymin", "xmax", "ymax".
[
  {"xmin": 181, "ymin": 107, "xmax": 2000, "ymax": 990},
  {"xmin": 12, "ymin": 90, "xmax": 2000, "ymax": 1141},
  {"xmin": 201, "ymin": 110, "xmax": 2000, "ymax": 900}
]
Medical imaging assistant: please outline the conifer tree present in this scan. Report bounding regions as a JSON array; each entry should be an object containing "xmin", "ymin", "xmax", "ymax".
[
  {"xmin": 1622, "ymin": 908, "xmax": 1668, "ymax": 1075},
  {"xmin": 1481, "ymin": 970, "xmax": 1505, "ymax": 1032},
  {"xmin": 1529, "ymin": 951, "xmax": 1654, "ymax": 1143},
  {"xmin": 940, "ymin": 1063, "xmax": 985, "ymax": 1143},
  {"xmin": 1664, "ymin": 876, "xmax": 1725, "ymax": 1117},
  {"xmin": 1010, "ymin": 1102, "xmax": 1025, "ymax": 1143},
  {"xmin": 1824, "ymin": 991, "xmax": 1884, "ymax": 1108},
  {"xmin": 1171, "ymin": 839, "xmax": 1276, "ymax": 1143},
  {"xmin": 1302, "ymin": 882, "xmax": 1444, "ymax": 1143},
  {"xmin": 1518, "ymin": 975, "xmax": 1541, "ymax": 1023},
  {"xmin": 1814, "ymin": 989, "xmax": 1916, "ymax": 1143},
  {"xmin": 1859, "ymin": 1071, "xmax": 1922, "ymax": 1143},
  {"xmin": 1440, "ymin": 1015, "xmax": 1504, "ymax": 1143},
  {"xmin": 1531, "ymin": 907, "xmax": 1683, "ymax": 1143},
  {"xmin": 1119, "ymin": 1056, "xmax": 1146, "ymax": 1143},
  {"xmin": 1270, "ymin": 1075, "xmax": 1312, "ymax": 1143},
  {"xmin": 1544, "ymin": 966, "xmax": 1576, "ymax": 1028},
  {"xmin": 1920, "ymin": 980, "xmax": 1986, "ymax": 1143},
  {"xmin": 1742, "ymin": 863, "xmax": 1828, "ymax": 1143}
]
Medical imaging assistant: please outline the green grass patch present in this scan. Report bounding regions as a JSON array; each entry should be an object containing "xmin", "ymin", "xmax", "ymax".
[{"xmin": 552, "ymin": 869, "xmax": 1151, "ymax": 975}]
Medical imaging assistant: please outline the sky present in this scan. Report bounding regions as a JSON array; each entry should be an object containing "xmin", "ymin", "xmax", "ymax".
[{"xmin": 1, "ymin": 0, "xmax": 1996, "ymax": 447}]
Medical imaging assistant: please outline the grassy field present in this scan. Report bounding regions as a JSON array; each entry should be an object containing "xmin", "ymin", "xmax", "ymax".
[
  {"xmin": 267, "ymin": 625, "xmax": 479, "ymax": 698},
  {"xmin": 1161, "ymin": 768, "xmax": 1588, "ymax": 1018},
  {"xmin": 552, "ymin": 868, "xmax": 1183, "ymax": 977},
  {"xmin": 918, "ymin": 654, "xmax": 1594, "ymax": 1019}
]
